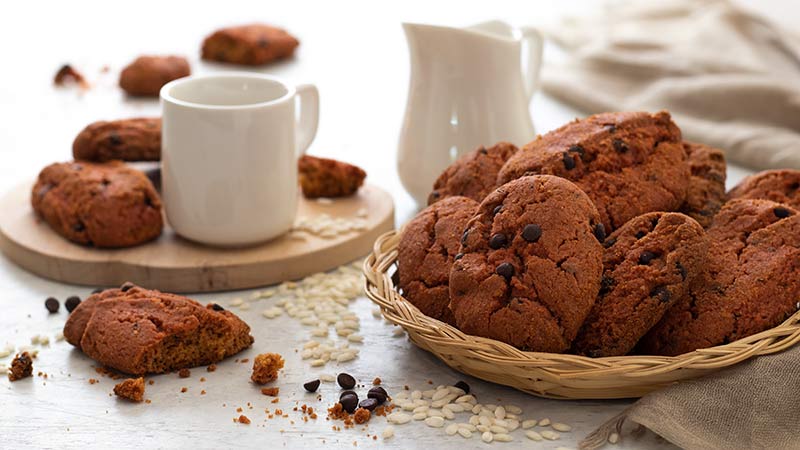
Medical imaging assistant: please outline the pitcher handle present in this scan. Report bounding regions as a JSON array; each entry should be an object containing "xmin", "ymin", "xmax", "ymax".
[
  {"xmin": 295, "ymin": 83, "xmax": 319, "ymax": 155},
  {"xmin": 519, "ymin": 27, "xmax": 544, "ymax": 102}
]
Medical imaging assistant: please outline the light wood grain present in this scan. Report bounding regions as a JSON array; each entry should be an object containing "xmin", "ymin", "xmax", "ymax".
[{"xmin": 0, "ymin": 182, "xmax": 394, "ymax": 293}]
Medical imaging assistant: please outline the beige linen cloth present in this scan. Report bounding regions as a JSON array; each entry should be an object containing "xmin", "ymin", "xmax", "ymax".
[{"xmin": 541, "ymin": 0, "xmax": 800, "ymax": 170}]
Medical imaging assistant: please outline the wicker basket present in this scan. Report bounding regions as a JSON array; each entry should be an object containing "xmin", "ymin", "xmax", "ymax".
[{"xmin": 363, "ymin": 229, "xmax": 800, "ymax": 400}]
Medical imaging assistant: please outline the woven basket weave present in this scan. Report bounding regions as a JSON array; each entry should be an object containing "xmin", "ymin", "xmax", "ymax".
[{"xmin": 363, "ymin": 229, "xmax": 800, "ymax": 400}]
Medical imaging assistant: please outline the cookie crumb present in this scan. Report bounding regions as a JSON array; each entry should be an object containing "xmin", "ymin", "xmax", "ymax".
[
  {"xmin": 354, "ymin": 408, "xmax": 371, "ymax": 424},
  {"xmin": 8, "ymin": 352, "xmax": 33, "ymax": 381},
  {"xmin": 261, "ymin": 387, "xmax": 280, "ymax": 397},
  {"xmin": 114, "ymin": 377, "xmax": 145, "ymax": 402},
  {"xmin": 54, "ymin": 64, "xmax": 89, "ymax": 89},
  {"xmin": 89, "ymin": 378, "xmax": 99, "ymax": 385},
  {"xmin": 237, "ymin": 415, "xmax": 251, "ymax": 424},
  {"xmin": 178, "ymin": 368, "xmax": 191, "ymax": 378},
  {"xmin": 372, "ymin": 377, "xmax": 381, "ymax": 385},
  {"xmin": 181, "ymin": 387, "xmax": 188, "ymax": 393},
  {"xmin": 207, "ymin": 364, "xmax": 217, "ymax": 372},
  {"xmin": 251, "ymin": 353, "xmax": 284, "ymax": 384}
]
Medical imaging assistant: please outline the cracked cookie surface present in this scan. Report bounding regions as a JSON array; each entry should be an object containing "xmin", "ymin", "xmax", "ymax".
[
  {"xmin": 428, "ymin": 142, "xmax": 518, "ymax": 205},
  {"xmin": 727, "ymin": 169, "xmax": 800, "ymax": 210},
  {"xmin": 497, "ymin": 111, "xmax": 689, "ymax": 232},
  {"xmin": 449, "ymin": 175, "xmax": 603, "ymax": 352},
  {"xmin": 680, "ymin": 142, "xmax": 727, "ymax": 227},
  {"xmin": 73, "ymin": 118, "xmax": 161, "ymax": 162},
  {"xmin": 638, "ymin": 199, "xmax": 800, "ymax": 355},
  {"xmin": 398, "ymin": 196, "xmax": 478, "ymax": 325},
  {"xmin": 572, "ymin": 212, "xmax": 707, "ymax": 357},
  {"xmin": 31, "ymin": 161, "xmax": 163, "ymax": 248}
]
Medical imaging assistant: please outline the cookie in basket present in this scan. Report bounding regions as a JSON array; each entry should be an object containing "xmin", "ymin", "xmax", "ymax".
[
  {"xmin": 119, "ymin": 55, "xmax": 190, "ymax": 97},
  {"xmin": 497, "ymin": 111, "xmax": 689, "ymax": 232},
  {"xmin": 679, "ymin": 142, "xmax": 727, "ymax": 227},
  {"xmin": 64, "ymin": 284, "xmax": 254, "ymax": 375},
  {"xmin": 427, "ymin": 142, "xmax": 518, "ymax": 205},
  {"xmin": 449, "ymin": 175, "xmax": 604, "ymax": 353},
  {"xmin": 73, "ymin": 118, "xmax": 161, "ymax": 162},
  {"xmin": 639, "ymin": 199, "xmax": 800, "ymax": 356},
  {"xmin": 572, "ymin": 212, "xmax": 707, "ymax": 357},
  {"xmin": 398, "ymin": 196, "xmax": 479, "ymax": 324},
  {"xmin": 727, "ymin": 169, "xmax": 800, "ymax": 210},
  {"xmin": 31, "ymin": 161, "xmax": 163, "ymax": 248}
]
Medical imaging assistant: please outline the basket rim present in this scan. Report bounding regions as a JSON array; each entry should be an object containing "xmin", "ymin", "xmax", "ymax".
[{"xmin": 363, "ymin": 229, "xmax": 800, "ymax": 378}]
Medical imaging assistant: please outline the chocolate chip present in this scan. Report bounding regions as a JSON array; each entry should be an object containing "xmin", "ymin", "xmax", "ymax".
[
  {"xmin": 257, "ymin": 38, "xmax": 270, "ymax": 48},
  {"xmin": 454, "ymin": 253, "xmax": 464, "ymax": 261},
  {"xmin": 109, "ymin": 133, "xmax": 122, "ymax": 146},
  {"xmin": 496, "ymin": 262, "xmax": 515, "ymax": 279},
  {"xmin": 337, "ymin": 373, "xmax": 356, "ymax": 389},
  {"xmin": 492, "ymin": 205, "xmax": 503, "ymax": 215},
  {"xmin": 489, "ymin": 233, "xmax": 507, "ymax": 249},
  {"xmin": 593, "ymin": 223, "xmax": 606, "ymax": 242},
  {"xmin": 635, "ymin": 230, "xmax": 646, "ymax": 239},
  {"xmin": 45, "ymin": 297, "xmax": 59, "ymax": 313},
  {"xmin": 651, "ymin": 286, "xmax": 671, "ymax": 303},
  {"xmin": 73, "ymin": 222, "xmax": 85, "ymax": 232},
  {"xmin": 211, "ymin": 303, "xmax": 225, "ymax": 311},
  {"xmin": 568, "ymin": 145, "xmax": 585, "ymax": 158},
  {"xmin": 676, "ymin": 261, "xmax": 687, "ymax": 280},
  {"xmin": 144, "ymin": 195, "xmax": 155, "ymax": 208},
  {"xmin": 562, "ymin": 152, "xmax": 576, "ymax": 170},
  {"xmin": 454, "ymin": 380, "xmax": 470, "ymax": 394},
  {"xmin": 303, "ymin": 379, "xmax": 321, "ymax": 393},
  {"xmin": 638, "ymin": 251, "xmax": 657, "ymax": 265},
  {"xmin": 358, "ymin": 398, "xmax": 379, "ymax": 411},
  {"xmin": 91, "ymin": 288, "xmax": 104, "ymax": 294},
  {"xmin": 120, "ymin": 282, "xmax": 135, "ymax": 292},
  {"xmin": 612, "ymin": 139, "xmax": 629, "ymax": 153},
  {"xmin": 603, "ymin": 237, "xmax": 616, "ymax": 248},
  {"xmin": 65, "ymin": 296, "xmax": 81, "ymax": 313},
  {"xmin": 774, "ymin": 207, "xmax": 791, "ymax": 218},
  {"xmin": 478, "ymin": 147, "xmax": 488, "ymax": 155},
  {"xmin": 605, "ymin": 124, "xmax": 617, "ymax": 133},
  {"xmin": 340, "ymin": 394, "xmax": 358, "ymax": 413},
  {"xmin": 367, "ymin": 387, "xmax": 388, "ymax": 404},
  {"xmin": 599, "ymin": 276, "xmax": 614, "ymax": 296},
  {"xmin": 522, "ymin": 224, "xmax": 542, "ymax": 242},
  {"xmin": 430, "ymin": 191, "xmax": 440, "ymax": 200},
  {"xmin": 461, "ymin": 230, "xmax": 469, "ymax": 246}
]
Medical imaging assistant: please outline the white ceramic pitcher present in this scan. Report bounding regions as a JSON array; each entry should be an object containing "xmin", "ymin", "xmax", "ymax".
[{"xmin": 397, "ymin": 21, "xmax": 543, "ymax": 205}]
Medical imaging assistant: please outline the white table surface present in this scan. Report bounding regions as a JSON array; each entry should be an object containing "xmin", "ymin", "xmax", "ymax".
[{"xmin": 0, "ymin": 1, "xmax": 793, "ymax": 449}]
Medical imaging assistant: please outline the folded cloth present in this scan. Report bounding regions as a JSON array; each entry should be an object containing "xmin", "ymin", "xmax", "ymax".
[
  {"xmin": 580, "ymin": 345, "xmax": 800, "ymax": 450},
  {"xmin": 541, "ymin": 0, "xmax": 800, "ymax": 171}
]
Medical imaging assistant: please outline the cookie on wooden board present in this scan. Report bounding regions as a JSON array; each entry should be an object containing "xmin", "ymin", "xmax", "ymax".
[
  {"xmin": 202, "ymin": 24, "xmax": 299, "ymax": 66},
  {"xmin": 449, "ymin": 175, "xmax": 604, "ymax": 353},
  {"xmin": 398, "ymin": 196, "xmax": 479, "ymax": 324},
  {"xmin": 73, "ymin": 118, "xmax": 161, "ymax": 162},
  {"xmin": 119, "ymin": 56, "xmax": 190, "ymax": 96},
  {"xmin": 298, "ymin": 155, "xmax": 366, "ymax": 198},
  {"xmin": 497, "ymin": 111, "xmax": 689, "ymax": 232},
  {"xmin": 428, "ymin": 142, "xmax": 518, "ymax": 205}
]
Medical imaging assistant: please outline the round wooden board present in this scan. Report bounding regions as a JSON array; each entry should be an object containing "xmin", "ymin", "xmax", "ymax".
[{"xmin": 0, "ymin": 182, "xmax": 394, "ymax": 293}]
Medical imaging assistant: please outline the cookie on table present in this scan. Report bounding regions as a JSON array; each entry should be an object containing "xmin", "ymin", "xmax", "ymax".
[
  {"xmin": 202, "ymin": 24, "xmax": 299, "ymax": 66},
  {"xmin": 298, "ymin": 155, "xmax": 366, "ymax": 198},
  {"xmin": 727, "ymin": 169, "xmax": 800, "ymax": 210},
  {"xmin": 64, "ymin": 284, "xmax": 254, "ymax": 375},
  {"xmin": 638, "ymin": 199, "xmax": 800, "ymax": 356},
  {"xmin": 497, "ymin": 111, "xmax": 689, "ymax": 232},
  {"xmin": 449, "ymin": 175, "xmax": 604, "ymax": 353},
  {"xmin": 572, "ymin": 212, "xmax": 707, "ymax": 357},
  {"xmin": 73, "ymin": 118, "xmax": 161, "ymax": 162},
  {"xmin": 31, "ymin": 161, "xmax": 163, "ymax": 248},
  {"xmin": 119, "ymin": 56, "xmax": 190, "ymax": 96},
  {"xmin": 427, "ymin": 142, "xmax": 518, "ymax": 205},
  {"xmin": 398, "ymin": 196, "xmax": 479, "ymax": 325},
  {"xmin": 679, "ymin": 142, "xmax": 727, "ymax": 227}
]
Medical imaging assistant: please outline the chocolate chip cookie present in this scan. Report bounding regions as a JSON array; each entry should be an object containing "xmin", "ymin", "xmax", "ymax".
[
  {"xmin": 73, "ymin": 118, "xmax": 161, "ymax": 162},
  {"xmin": 64, "ymin": 284, "xmax": 254, "ymax": 375},
  {"xmin": 428, "ymin": 142, "xmax": 518, "ymax": 205},
  {"xmin": 638, "ymin": 199, "xmax": 800, "ymax": 356},
  {"xmin": 119, "ymin": 55, "xmax": 190, "ymax": 96},
  {"xmin": 31, "ymin": 161, "xmax": 163, "ymax": 248},
  {"xmin": 398, "ymin": 196, "xmax": 479, "ymax": 324},
  {"xmin": 679, "ymin": 142, "xmax": 727, "ymax": 227},
  {"xmin": 497, "ymin": 111, "xmax": 689, "ymax": 232},
  {"xmin": 298, "ymin": 155, "xmax": 366, "ymax": 198},
  {"xmin": 201, "ymin": 24, "xmax": 299, "ymax": 66},
  {"xmin": 449, "ymin": 175, "xmax": 604, "ymax": 352},
  {"xmin": 727, "ymin": 169, "xmax": 800, "ymax": 211},
  {"xmin": 572, "ymin": 212, "xmax": 707, "ymax": 357}
]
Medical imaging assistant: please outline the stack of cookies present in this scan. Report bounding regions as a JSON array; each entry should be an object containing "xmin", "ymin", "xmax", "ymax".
[{"xmin": 398, "ymin": 111, "xmax": 800, "ymax": 357}]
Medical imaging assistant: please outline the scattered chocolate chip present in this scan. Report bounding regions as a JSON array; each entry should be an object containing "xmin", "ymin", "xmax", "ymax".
[
  {"xmin": 340, "ymin": 394, "xmax": 358, "ymax": 413},
  {"xmin": 109, "ymin": 133, "xmax": 122, "ymax": 146},
  {"xmin": 496, "ymin": 262, "xmax": 515, "ymax": 279},
  {"xmin": 211, "ymin": 303, "xmax": 225, "ymax": 311},
  {"xmin": 522, "ymin": 224, "xmax": 542, "ymax": 243},
  {"xmin": 454, "ymin": 253, "xmax": 464, "ymax": 261},
  {"xmin": 454, "ymin": 380, "xmax": 470, "ymax": 394},
  {"xmin": 340, "ymin": 390, "xmax": 357, "ymax": 400},
  {"xmin": 612, "ymin": 139, "xmax": 629, "ymax": 153},
  {"xmin": 635, "ymin": 230, "xmax": 647, "ymax": 239},
  {"xmin": 303, "ymin": 379, "xmax": 320, "ymax": 393},
  {"xmin": 358, "ymin": 398, "xmax": 379, "ymax": 411},
  {"xmin": 461, "ymin": 231, "xmax": 469, "ymax": 246},
  {"xmin": 65, "ymin": 296, "xmax": 81, "ymax": 313},
  {"xmin": 676, "ymin": 261, "xmax": 687, "ymax": 280},
  {"xmin": 638, "ymin": 251, "xmax": 657, "ymax": 265},
  {"xmin": 120, "ymin": 282, "xmax": 135, "ymax": 292},
  {"xmin": 562, "ymin": 152, "xmax": 576, "ymax": 170},
  {"xmin": 774, "ymin": 207, "xmax": 791, "ymax": 219},
  {"xmin": 367, "ymin": 387, "xmax": 388, "ymax": 404},
  {"xmin": 593, "ymin": 223, "xmax": 606, "ymax": 242},
  {"xmin": 492, "ymin": 205, "xmax": 503, "ymax": 216},
  {"xmin": 45, "ymin": 297, "xmax": 59, "ymax": 313},
  {"xmin": 651, "ymin": 286, "xmax": 671, "ymax": 303},
  {"xmin": 489, "ymin": 233, "xmax": 507, "ymax": 249},
  {"xmin": 337, "ymin": 373, "xmax": 356, "ymax": 389}
]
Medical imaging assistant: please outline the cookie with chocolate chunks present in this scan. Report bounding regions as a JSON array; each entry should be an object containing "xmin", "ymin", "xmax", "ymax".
[
  {"xmin": 727, "ymin": 169, "xmax": 800, "ymax": 211},
  {"xmin": 73, "ymin": 118, "xmax": 161, "ymax": 162}
]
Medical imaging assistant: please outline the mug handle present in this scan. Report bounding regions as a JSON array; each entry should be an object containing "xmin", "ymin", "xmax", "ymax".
[
  {"xmin": 519, "ymin": 26, "xmax": 544, "ymax": 102},
  {"xmin": 295, "ymin": 83, "xmax": 319, "ymax": 156}
]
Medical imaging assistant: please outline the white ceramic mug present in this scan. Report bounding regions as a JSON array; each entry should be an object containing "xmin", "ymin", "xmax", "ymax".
[{"xmin": 160, "ymin": 73, "xmax": 319, "ymax": 246}]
